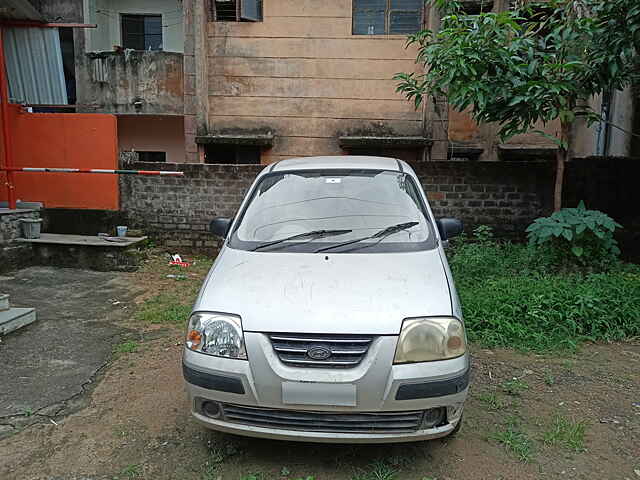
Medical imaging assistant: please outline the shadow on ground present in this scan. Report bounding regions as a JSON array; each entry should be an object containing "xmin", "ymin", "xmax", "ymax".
[{"xmin": 0, "ymin": 267, "xmax": 140, "ymax": 434}]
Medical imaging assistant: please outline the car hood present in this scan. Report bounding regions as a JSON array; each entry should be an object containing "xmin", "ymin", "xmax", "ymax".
[{"xmin": 195, "ymin": 248, "xmax": 452, "ymax": 335}]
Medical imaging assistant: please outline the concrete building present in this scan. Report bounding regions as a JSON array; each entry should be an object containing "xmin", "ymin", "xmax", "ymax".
[
  {"xmin": 5, "ymin": 0, "xmax": 186, "ymax": 164},
  {"xmin": 183, "ymin": 0, "xmax": 637, "ymax": 163},
  {"xmin": 4, "ymin": 0, "xmax": 638, "ymax": 166},
  {"xmin": 77, "ymin": 0, "xmax": 185, "ymax": 163}
]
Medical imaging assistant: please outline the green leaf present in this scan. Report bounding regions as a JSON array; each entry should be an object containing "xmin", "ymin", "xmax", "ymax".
[
  {"xmin": 562, "ymin": 229, "xmax": 573, "ymax": 241},
  {"xmin": 571, "ymin": 246, "xmax": 584, "ymax": 257}
]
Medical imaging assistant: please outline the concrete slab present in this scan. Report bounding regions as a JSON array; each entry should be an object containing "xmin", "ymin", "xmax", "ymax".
[
  {"xmin": 17, "ymin": 233, "xmax": 147, "ymax": 248},
  {"xmin": 0, "ymin": 308, "xmax": 36, "ymax": 335},
  {"xmin": 0, "ymin": 266, "xmax": 138, "ymax": 419},
  {"xmin": 0, "ymin": 293, "xmax": 8, "ymax": 311},
  {"xmin": 0, "ymin": 208, "xmax": 37, "ymax": 216}
]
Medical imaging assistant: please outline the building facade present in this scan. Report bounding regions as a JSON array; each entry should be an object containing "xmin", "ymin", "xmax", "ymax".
[
  {"xmin": 5, "ymin": 0, "xmax": 638, "ymax": 166},
  {"xmin": 183, "ymin": 0, "xmax": 636, "ymax": 164}
]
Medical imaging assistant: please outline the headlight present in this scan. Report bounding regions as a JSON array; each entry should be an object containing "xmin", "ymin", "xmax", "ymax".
[
  {"xmin": 185, "ymin": 312, "xmax": 247, "ymax": 359},
  {"xmin": 393, "ymin": 317, "xmax": 466, "ymax": 364}
]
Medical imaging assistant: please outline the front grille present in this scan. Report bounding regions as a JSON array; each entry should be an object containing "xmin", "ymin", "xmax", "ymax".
[
  {"xmin": 222, "ymin": 404, "xmax": 423, "ymax": 433},
  {"xmin": 267, "ymin": 333, "xmax": 374, "ymax": 368}
]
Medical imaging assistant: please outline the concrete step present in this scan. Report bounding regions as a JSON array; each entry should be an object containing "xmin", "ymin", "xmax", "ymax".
[
  {"xmin": 0, "ymin": 294, "xmax": 8, "ymax": 311},
  {"xmin": 0, "ymin": 308, "xmax": 36, "ymax": 335}
]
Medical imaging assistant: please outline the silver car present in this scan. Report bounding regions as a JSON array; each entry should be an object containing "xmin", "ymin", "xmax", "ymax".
[{"xmin": 183, "ymin": 156, "xmax": 469, "ymax": 443}]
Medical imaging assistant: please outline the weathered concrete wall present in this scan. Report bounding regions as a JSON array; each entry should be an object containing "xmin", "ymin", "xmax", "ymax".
[
  {"xmin": 76, "ymin": 50, "xmax": 183, "ymax": 115},
  {"xmin": 31, "ymin": 0, "xmax": 83, "ymax": 22},
  {"xmin": 0, "ymin": 210, "xmax": 39, "ymax": 271},
  {"xmin": 183, "ymin": 0, "xmax": 210, "ymax": 163},
  {"xmin": 118, "ymin": 115, "xmax": 185, "ymax": 163},
  {"xmin": 88, "ymin": 0, "xmax": 184, "ymax": 53},
  {"xmin": 206, "ymin": 0, "xmax": 425, "ymax": 164}
]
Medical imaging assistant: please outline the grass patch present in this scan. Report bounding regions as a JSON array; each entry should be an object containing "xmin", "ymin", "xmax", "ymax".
[
  {"xmin": 134, "ymin": 252, "xmax": 214, "ymax": 326},
  {"xmin": 449, "ymin": 230, "xmax": 640, "ymax": 352},
  {"xmin": 544, "ymin": 371, "xmax": 556, "ymax": 386},
  {"xmin": 478, "ymin": 392, "xmax": 507, "ymax": 411},
  {"xmin": 500, "ymin": 378, "xmax": 529, "ymax": 396},
  {"xmin": 543, "ymin": 415, "xmax": 588, "ymax": 452},
  {"xmin": 490, "ymin": 419, "xmax": 534, "ymax": 462},
  {"xmin": 135, "ymin": 294, "xmax": 193, "ymax": 325},
  {"xmin": 351, "ymin": 460, "xmax": 397, "ymax": 480},
  {"xmin": 113, "ymin": 340, "xmax": 139, "ymax": 354},
  {"xmin": 120, "ymin": 464, "xmax": 142, "ymax": 479}
]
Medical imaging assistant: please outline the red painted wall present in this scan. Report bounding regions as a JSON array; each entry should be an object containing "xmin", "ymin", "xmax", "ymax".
[{"xmin": 0, "ymin": 105, "xmax": 119, "ymax": 210}]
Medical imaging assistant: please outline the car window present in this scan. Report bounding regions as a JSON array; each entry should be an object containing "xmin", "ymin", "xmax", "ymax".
[{"xmin": 229, "ymin": 170, "xmax": 436, "ymax": 253}]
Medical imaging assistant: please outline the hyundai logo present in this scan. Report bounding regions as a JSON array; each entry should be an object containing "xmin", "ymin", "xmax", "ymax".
[{"xmin": 307, "ymin": 346, "xmax": 332, "ymax": 360}]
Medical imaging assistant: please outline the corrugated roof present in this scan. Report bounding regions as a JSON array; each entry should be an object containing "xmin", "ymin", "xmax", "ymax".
[{"xmin": 4, "ymin": 26, "xmax": 68, "ymax": 105}]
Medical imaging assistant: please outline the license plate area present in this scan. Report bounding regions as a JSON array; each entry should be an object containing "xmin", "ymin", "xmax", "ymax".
[{"xmin": 282, "ymin": 381, "xmax": 356, "ymax": 406}]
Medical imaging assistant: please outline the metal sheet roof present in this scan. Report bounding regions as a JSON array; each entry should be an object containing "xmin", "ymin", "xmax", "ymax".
[{"xmin": 4, "ymin": 26, "xmax": 68, "ymax": 105}]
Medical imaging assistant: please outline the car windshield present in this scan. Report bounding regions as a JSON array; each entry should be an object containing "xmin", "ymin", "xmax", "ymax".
[{"xmin": 229, "ymin": 170, "xmax": 436, "ymax": 253}]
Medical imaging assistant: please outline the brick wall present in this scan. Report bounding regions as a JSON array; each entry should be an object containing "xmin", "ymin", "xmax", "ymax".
[
  {"xmin": 0, "ymin": 209, "xmax": 40, "ymax": 271},
  {"xmin": 412, "ymin": 161, "xmax": 555, "ymax": 234},
  {"xmin": 120, "ymin": 160, "xmax": 556, "ymax": 247},
  {"xmin": 120, "ymin": 162, "xmax": 264, "ymax": 248}
]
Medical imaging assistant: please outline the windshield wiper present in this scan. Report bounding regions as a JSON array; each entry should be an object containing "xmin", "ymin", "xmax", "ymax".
[
  {"xmin": 314, "ymin": 222, "xmax": 419, "ymax": 253},
  {"xmin": 252, "ymin": 229, "xmax": 352, "ymax": 251}
]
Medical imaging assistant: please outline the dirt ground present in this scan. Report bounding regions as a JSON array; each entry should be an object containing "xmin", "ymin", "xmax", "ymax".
[{"xmin": 0, "ymin": 253, "xmax": 638, "ymax": 480}]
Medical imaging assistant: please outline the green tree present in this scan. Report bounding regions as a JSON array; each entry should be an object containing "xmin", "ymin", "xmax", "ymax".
[{"xmin": 395, "ymin": 0, "xmax": 640, "ymax": 211}]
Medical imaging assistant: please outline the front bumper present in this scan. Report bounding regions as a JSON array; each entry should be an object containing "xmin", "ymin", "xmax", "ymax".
[
  {"xmin": 183, "ymin": 332, "xmax": 470, "ymax": 443},
  {"xmin": 190, "ymin": 408, "xmax": 461, "ymax": 443}
]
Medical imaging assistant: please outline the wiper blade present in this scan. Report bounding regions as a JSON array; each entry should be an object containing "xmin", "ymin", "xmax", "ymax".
[
  {"xmin": 252, "ymin": 229, "xmax": 352, "ymax": 251},
  {"xmin": 315, "ymin": 222, "xmax": 419, "ymax": 253},
  {"xmin": 371, "ymin": 221, "xmax": 420, "ymax": 238}
]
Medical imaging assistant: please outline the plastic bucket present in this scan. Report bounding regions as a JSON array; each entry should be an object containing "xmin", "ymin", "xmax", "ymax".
[
  {"xmin": 21, "ymin": 218, "xmax": 42, "ymax": 239},
  {"xmin": 116, "ymin": 226, "xmax": 128, "ymax": 237}
]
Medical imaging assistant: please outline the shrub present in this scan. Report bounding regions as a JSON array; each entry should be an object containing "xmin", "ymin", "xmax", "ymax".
[
  {"xmin": 526, "ymin": 202, "xmax": 622, "ymax": 269},
  {"xmin": 449, "ymin": 226, "xmax": 555, "ymax": 281},
  {"xmin": 449, "ymin": 226, "xmax": 640, "ymax": 351}
]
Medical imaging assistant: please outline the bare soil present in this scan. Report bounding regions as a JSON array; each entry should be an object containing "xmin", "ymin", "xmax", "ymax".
[{"xmin": 1, "ymin": 253, "xmax": 638, "ymax": 480}]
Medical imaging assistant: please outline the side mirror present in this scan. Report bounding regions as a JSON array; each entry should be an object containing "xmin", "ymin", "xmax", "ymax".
[
  {"xmin": 209, "ymin": 217, "xmax": 232, "ymax": 238},
  {"xmin": 436, "ymin": 218, "xmax": 463, "ymax": 240}
]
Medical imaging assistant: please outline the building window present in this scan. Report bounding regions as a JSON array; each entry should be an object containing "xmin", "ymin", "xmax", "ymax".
[
  {"xmin": 205, "ymin": 145, "xmax": 261, "ymax": 164},
  {"xmin": 136, "ymin": 151, "xmax": 166, "ymax": 162},
  {"xmin": 213, "ymin": 0, "xmax": 263, "ymax": 22},
  {"xmin": 121, "ymin": 14, "xmax": 163, "ymax": 50},
  {"xmin": 459, "ymin": 1, "xmax": 494, "ymax": 15},
  {"xmin": 353, "ymin": 0, "xmax": 424, "ymax": 35}
]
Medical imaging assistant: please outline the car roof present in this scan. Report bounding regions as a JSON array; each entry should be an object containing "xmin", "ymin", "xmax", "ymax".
[{"xmin": 269, "ymin": 156, "xmax": 407, "ymax": 173}]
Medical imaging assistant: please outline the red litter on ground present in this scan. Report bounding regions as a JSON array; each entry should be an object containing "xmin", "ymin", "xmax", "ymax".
[{"xmin": 169, "ymin": 254, "xmax": 191, "ymax": 268}]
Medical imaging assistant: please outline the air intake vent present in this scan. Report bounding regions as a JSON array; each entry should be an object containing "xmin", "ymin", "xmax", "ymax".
[{"xmin": 222, "ymin": 404, "xmax": 423, "ymax": 433}]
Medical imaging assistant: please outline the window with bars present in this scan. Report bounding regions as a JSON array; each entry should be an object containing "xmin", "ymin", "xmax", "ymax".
[
  {"xmin": 213, "ymin": 0, "xmax": 263, "ymax": 22},
  {"xmin": 121, "ymin": 14, "xmax": 162, "ymax": 50},
  {"xmin": 353, "ymin": 0, "xmax": 424, "ymax": 35}
]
